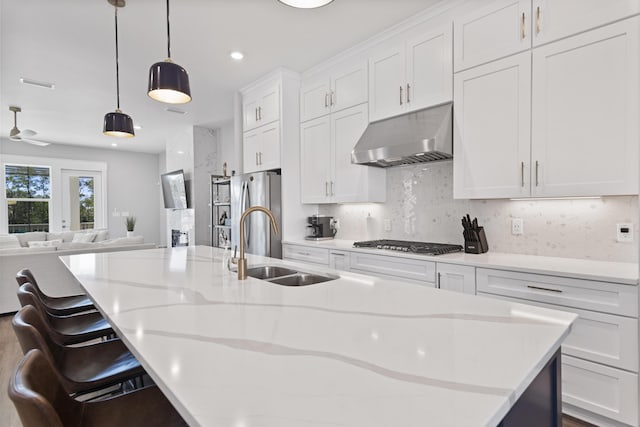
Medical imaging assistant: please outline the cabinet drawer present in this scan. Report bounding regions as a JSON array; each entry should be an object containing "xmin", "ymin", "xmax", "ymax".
[
  {"xmin": 563, "ymin": 355, "xmax": 638, "ymax": 426},
  {"xmin": 283, "ymin": 244, "xmax": 329, "ymax": 266},
  {"xmin": 477, "ymin": 268, "xmax": 638, "ymax": 317},
  {"xmin": 350, "ymin": 252, "xmax": 435, "ymax": 283},
  {"xmin": 482, "ymin": 293, "xmax": 638, "ymax": 372}
]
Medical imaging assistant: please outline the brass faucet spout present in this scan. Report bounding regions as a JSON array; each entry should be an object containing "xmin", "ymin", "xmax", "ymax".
[{"xmin": 236, "ymin": 206, "xmax": 279, "ymax": 280}]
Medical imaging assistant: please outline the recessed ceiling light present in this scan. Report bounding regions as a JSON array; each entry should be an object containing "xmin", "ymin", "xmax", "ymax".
[
  {"xmin": 20, "ymin": 78, "xmax": 55, "ymax": 90},
  {"xmin": 230, "ymin": 51, "xmax": 244, "ymax": 60},
  {"xmin": 111, "ymin": 143, "xmax": 118, "ymax": 147},
  {"xmin": 165, "ymin": 107, "xmax": 187, "ymax": 115},
  {"xmin": 133, "ymin": 124, "xmax": 142, "ymax": 130},
  {"xmin": 277, "ymin": 0, "xmax": 334, "ymax": 8}
]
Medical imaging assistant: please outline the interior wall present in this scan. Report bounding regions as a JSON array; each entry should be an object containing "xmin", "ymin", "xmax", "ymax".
[
  {"xmin": 158, "ymin": 151, "xmax": 167, "ymax": 247},
  {"xmin": 193, "ymin": 126, "xmax": 220, "ymax": 245},
  {"xmin": 0, "ymin": 138, "xmax": 161, "ymax": 243},
  {"xmin": 165, "ymin": 127, "xmax": 195, "ymax": 246},
  {"xmin": 320, "ymin": 162, "xmax": 638, "ymax": 262}
]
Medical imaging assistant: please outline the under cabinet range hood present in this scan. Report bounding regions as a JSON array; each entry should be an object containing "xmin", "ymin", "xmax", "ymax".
[{"xmin": 351, "ymin": 102, "xmax": 453, "ymax": 167}]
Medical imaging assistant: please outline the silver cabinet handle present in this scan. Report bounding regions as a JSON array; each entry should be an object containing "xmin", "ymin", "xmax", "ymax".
[
  {"xmin": 536, "ymin": 6, "xmax": 541, "ymax": 34},
  {"xmin": 259, "ymin": 152, "xmax": 263, "ymax": 165},
  {"xmin": 330, "ymin": 181, "xmax": 334, "ymax": 196},
  {"xmin": 521, "ymin": 161, "xmax": 525, "ymax": 187},
  {"xmin": 255, "ymin": 108, "xmax": 258, "ymax": 121},
  {"xmin": 535, "ymin": 161, "xmax": 540, "ymax": 186},
  {"xmin": 406, "ymin": 83, "xmax": 411, "ymax": 103},
  {"xmin": 399, "ymin": 85, "xmax": 403, "ymax": 105},
  {"xmin": 258, "ymin": 106, "xmax": 262, "ymax": 121},
  {"xmin": 527, "ymin": 285, "xmax": 562, "ymax": 293},
  {"xmin": 521, "ymin": 12, "xmax": 526, "ymax": 39},
  {"xmin": 325, "ymin": 93, "xmax": 329, "ymax": 108},
  {"xmin": 325, "ymin": 181, "xmax": 329, "ymax": 196},
  {"xmin": 255, "ymin": 152, "xmax": 259, "ymax": 166},
  {"xmin": 298, "ymin": 251, "xmax": 311, "ymax": 256},
  {"xmin": 437, "ymin": 272, "xmax": 441, "ymax": 289},
  {"xmin": 330, "ymin": 91, "xmax": 335, "ymax": 106}
]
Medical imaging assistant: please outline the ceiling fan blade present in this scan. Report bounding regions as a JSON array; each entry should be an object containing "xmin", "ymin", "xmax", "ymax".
[{"xmin": 21, "ymin": 138, "xmax": 50, "ymax": 147}]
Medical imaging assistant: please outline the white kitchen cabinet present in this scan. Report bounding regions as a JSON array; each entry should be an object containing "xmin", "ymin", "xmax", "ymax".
[
  {"xmin": 453, "ymin": 52, "xmax": 531, "ymax": 199},
  {"xmin": 531, "ymin": 0, "xmax": 640, "ymax": 46},
  {"xmin": 329, "ymin": 250, "xmax": 350, "ymax": 271},
  {"xmin": 349, "ymin": 252, "xmax": 436, "ymax": 285},
  {"xmin": 300, "ymin": 103, "xmax": 385, "ymax": 204},
  {"xmin": 436, "ymin": 263, "xmax": 476, "ymax": 295},
  {"xmin": 300, "ymin": 62, "xmax": 367, "ymax": 123},
  {"xmin": 243, "ymin": 83, "xmax": 280, "ymax": 132},
  {"xmin": 531, "ymin": 17, "xmax": 639, "ymax": 197},
  {"xmin": 454, "ymin": 0, "xmax": 531, "ymax": 72},
  {"xmin": 282, "ymin": 243, "xmax": 329, "ymax": 266},
  {"xmin": 369, "ymin": 23, "xmax": 452, "ymax": 122},
  {"xmin": 243, "ymin": 123, "xmax": 281, "ymax": 174}
]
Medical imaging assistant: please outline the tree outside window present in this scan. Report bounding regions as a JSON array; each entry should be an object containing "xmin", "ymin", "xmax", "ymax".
[{"xmin": 5, "ymin": 165, "xmax": 51, "ymax": 233}]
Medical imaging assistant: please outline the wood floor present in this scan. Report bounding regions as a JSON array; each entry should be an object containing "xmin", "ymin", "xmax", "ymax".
[{"xmin": 0, "ymin": 314, "xmax": 599, "ymax": 427}]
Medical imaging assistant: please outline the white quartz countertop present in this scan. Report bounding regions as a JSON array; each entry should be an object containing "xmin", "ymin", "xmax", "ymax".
[
  {"xmin": 61, "ymin": 246, "xmax": 575, "ymax": 427},
  {"xmin": 285, "ymin": 239, "xmax": 639, "ymax": 285}
]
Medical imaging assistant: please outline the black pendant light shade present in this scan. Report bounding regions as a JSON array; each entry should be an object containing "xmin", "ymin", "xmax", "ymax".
[
  {"xmin": 148, "ymin": 0, "xmax": 191, "ymax": 104},
  {"xmin": 103, "ymin": 110, "xmax": 134, "ymax": 138},
  {"xmin": 148, "ymin": 59, "xmax": 191, "ymax": 104}
]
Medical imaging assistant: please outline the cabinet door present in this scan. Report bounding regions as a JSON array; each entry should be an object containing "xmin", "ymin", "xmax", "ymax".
[
  {"xmin": 331, "ymin": 104, "xmax": 370, "ymax": 203},
  {"xmin": 300, "ymin": 116, "xmax": 332, "ymax": 204},
  {"xmin": 406, "ymin": 24, "xmax": 453, "ymax": 112},
  {"xmin": 453, "ymin": 52, "xmax": 531, "ymax": 199},
  {"xmin": 243, "ymin": 98, "xmax": 260, "ymax": 132},
  {"xmin": 436, "ymin": 263, "xmax": 476, "ymax": 294},
  {"xmin": 531, "ymin": 18, "xmax": 639, "ymax": 197},
  {"xmin": 300, "ymin": 78, "xmax": 331, "ymax": 122},
  {"xmin": 532, "ymin": 0, "xmax": 640, "ymax": 46},
  {"xmin": 369, "ymin": 46, "xmax": 405, "ymax": 122},
  {"xmin": 329, "ymin": 250, "xmax": 350, "ymax": 271},
  {"xmin": 243, "ymin": 129, "xmax": 260, "ymax": 173},
  {"xmin": 454, "ymin": 0, "xmax": 531, "ymax": 71},
  {"xmin": 330, "ymin": 62, "xmax": 367, "ymax": 113},
  {"xmin": 258, "ymin": 84, "xmax": 280, "ymax": 126},
  {"xmin": 258, "ymin": 123, "xmax": 281, "ymax": 171}
]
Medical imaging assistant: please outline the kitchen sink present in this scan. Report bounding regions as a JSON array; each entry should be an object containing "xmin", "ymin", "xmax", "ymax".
[
  {"xmin": 269, "ymin": 273, "xmax": 338, "ymax": 287},
  {"xmin": 247, "ymin": 266, "xmax": 298, "ymax": 280}
]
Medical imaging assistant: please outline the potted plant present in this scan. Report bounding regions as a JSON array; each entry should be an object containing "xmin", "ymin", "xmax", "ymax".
[{"xmin": 125, "ymin": 216, "xmax": 136, "ymax": 238}]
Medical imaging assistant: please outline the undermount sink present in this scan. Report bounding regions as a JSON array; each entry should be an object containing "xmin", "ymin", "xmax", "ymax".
[
  {"xmin": 269, "ymin": 273, "xmax": 338, "ymax": 287},
  {"xmin": 247, "ymin": 266, "xmax": 298, "ymax": 280}
]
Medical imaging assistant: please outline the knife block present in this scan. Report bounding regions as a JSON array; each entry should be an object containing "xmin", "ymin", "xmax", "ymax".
[{"xmin": 464, "ymin": 227, "xmax": 489, "ymax": 254}]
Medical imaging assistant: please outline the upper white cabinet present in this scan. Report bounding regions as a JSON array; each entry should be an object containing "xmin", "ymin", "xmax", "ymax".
[
  {"xmin": 244, "ymin": 123, "xmax": 281, "ymax": 174},
  {"xmin": 454, "ymin": 18, "xmax": 639, "ymax": 199},
  {"xmin": 369, "ymin": 24, "xmax": 453, "ymax": 122},
  {"xmin": 242, "ymin": 83, "xmax": 280, "ymax": 132},
  {"xmin": 301, "ymin": 103, "xmax": 385, "ymax": 204},
  {"xmin": 531, "ymin": 17, "xmax": 639, "ymax": 197},
  {"xmin": 454, "ymin": 0, "xmax": 531, "ymax": 72},
  {"xmin": 531, "ymin": 0, "xmax": 640, "ymax": 46},
  {"xmin": 300, "ymin": 62, "xmax": 367, "ymax": 123},
  {"xmin": 453, "ymin": 52, "xmax": 532, "ymax": 199}
]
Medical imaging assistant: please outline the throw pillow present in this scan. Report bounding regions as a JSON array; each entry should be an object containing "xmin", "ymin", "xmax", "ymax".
[
  {"xmin": 47, "ymin": 231, "xmax": 76, "ymax": 243},
  {"xmin": 94, "ymin": 230, "xmax": 110, "ymax": 242},
  {"xmin": 72, "ymin": 232, "xmax": 97, "ymax": 243},
  {"xmin": 16, "ymin": 232, "xmax": 47, "ymax": 247},
  {"xmin": 28, "ymin": 239, "xmax": 63, "ymax": 248},
  {"xmin": 0, "ymin": 234, "xmax": 21, "ymax": 249}
]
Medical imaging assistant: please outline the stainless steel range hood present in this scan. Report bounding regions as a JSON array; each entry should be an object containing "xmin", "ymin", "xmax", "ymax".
[{"xmin": 351, "ymin": 102, "xmax": 453, "ymax": 168}]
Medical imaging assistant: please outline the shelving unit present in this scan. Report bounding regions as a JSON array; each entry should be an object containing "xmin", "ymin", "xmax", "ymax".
[{"xmin": 210, "ymin": 176, "xmax": 232, "ymax": 248}]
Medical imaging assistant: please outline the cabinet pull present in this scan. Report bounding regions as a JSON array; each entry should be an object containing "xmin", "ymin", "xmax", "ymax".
[
  {"xmin": 255, "ymin": 153, "xmax": 259, "ymax": 166},
  {"xmin": 330, "ymin": 91, "xmax": 335, "ymax": 106},
  {"xmin": 258, "ymin": 106, "xmax": 262, "ymax": 121},
  {"xmin": 325, "ymin": 181, "xmax": 329, "ymax": 196},
  {"xmin": 535, "ymin": 161, "xmax": 539, "ymax": 186},
  {"xmin": 399, "ymin": 86, "xmax": 403, "ymax": 105},
  {"xmin": 298, "ymin": 252, "xmax": 311, "ymax": 256},
  {"xmin": 255, "ymin": 108, "xmax": 258, "ymax": 121},
  {"xmin": 436, "ymin": 272, "xmax": 441, "ymax": 289},
  {"xmin": 521, "ymin": 12, "xmax": 526, "ymax": 39},
  {"xmin": 536, "ymin": 6, "xmax": 541, "ymax": 34},
  {"xmin": 521, "ymin": 161, "xmax": 525, "ymax": 187},
  {"xmin": 325, "ymin": 93, "xmax": 329, "ymax": 108},
  {"xmin": 406, "ymin": 83, "xmax": 411, "ymax": 103},
  {"xmin": 330, "ymin": 181, "xmax": 334, "ymax": 196},
  {"xmin": 259, "ymin": 152, "xmax": 262, "ymax": 165},
  {"xmin": 527, "ymin": 285, "xmax": 562, "ymax": 293}
]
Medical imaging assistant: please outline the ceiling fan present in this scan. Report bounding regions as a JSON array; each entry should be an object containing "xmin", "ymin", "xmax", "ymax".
[{"xmin": 8, "ymin": 106, "xmax": 50, "ymax": 146}]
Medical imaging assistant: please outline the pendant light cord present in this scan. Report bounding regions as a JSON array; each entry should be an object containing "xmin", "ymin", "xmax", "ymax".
[
  {"xmin": 166, "ymin": 0, "xmax": 171, "ymax": 59},
  {"xmin": 114, "ymin": 6, "xmax": 121, "ymax": 110}
]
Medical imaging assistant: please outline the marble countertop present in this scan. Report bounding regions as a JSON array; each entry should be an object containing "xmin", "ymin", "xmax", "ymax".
[
  {"xmin": 284, "ymin": 239, "xmax": 639, "ymax": 285},
  {"xmin": 61, "ymin": 246, "xmax": 575, "ymax": 427}
]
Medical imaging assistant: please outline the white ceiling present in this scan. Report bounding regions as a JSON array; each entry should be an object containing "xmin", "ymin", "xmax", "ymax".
[{"xmin": 0, "ymin": 0, "xmax": 441, "ymax": 153}]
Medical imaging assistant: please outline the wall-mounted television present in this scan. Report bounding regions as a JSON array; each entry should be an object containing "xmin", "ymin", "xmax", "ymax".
[{"xmin": 161, "ymin": 169, "xmax": 189, "ymax": 209}]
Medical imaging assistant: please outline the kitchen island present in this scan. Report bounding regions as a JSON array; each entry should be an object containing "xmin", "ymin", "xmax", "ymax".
[{"xmin": 61, "ymin": 246, "xmax": 576, "ymax": 427}]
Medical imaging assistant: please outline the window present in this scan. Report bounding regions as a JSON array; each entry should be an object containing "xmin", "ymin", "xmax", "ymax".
[
  {"xmin": 78, "ymin": 177, "xmax": 95, "ymax": 229},
  {"xmin": 5, "ymin": 165, "xmax": 51, "ymax": 233}
]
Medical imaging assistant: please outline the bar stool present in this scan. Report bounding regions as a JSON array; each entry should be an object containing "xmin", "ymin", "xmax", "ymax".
[
  {"xmin": 9, "ymin": 349, "xmax": 188, "ymax": 427},
  {"xmin": 12, "ymin": 305, "xmax": 144, "ymax": 395},
  {"xmin": 16, "ymin": 268, "xmax": 94, "ymax": 316},
  {"xmin": 17, "ymin": 283, "xmax": 115, "ymax": 345}
]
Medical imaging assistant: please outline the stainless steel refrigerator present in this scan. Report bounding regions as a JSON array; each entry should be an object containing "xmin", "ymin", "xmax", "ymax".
[{"xmin": 230, "ymin": 171, "xmax": 282, "ymax": 259}]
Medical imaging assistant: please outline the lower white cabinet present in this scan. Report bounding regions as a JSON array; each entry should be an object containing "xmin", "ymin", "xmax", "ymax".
[
  {"xmin": 349, "ymin": 252, "xmax": 435, "ymax": 285},
  {"xmin": 436, "ymin": 263, "xmax": 476, "ymax": 294},
  {"xmin": 282, "ymin": 244, "xmax": 329, "ymax": 266},
  {"xmin": 329, "ymin": 250, "xmax": 351, "ymax": 271}
]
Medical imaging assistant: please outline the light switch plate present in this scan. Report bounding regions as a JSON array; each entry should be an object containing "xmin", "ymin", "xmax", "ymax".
[{"xmin": 617, "ymin": 223, "xmax": 633, "ymax": 243}]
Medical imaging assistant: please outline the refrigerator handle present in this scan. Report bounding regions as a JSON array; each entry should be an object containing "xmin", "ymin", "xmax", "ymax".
[{"xmin": 244, "ymin": 181, "xmax": 251, "ymax": 248}]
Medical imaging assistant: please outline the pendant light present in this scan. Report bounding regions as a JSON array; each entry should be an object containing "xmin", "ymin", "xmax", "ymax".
[
  {"xmin": 103, "ymin": 0, "xmax": 135, "ymax": 138},
  {"xmin": 277, "ymin": 0, "xmax": 334, "ymax": 8},
  {"xmin": 147, "ymin": 0, "xmax": 191, "ymax": 104}
]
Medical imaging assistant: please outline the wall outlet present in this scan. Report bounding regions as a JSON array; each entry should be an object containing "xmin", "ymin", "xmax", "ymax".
[
  {"xmin": 617, "ymin": 223, "xmax": 633, "ymax": 243},
  {"xmin": 511, "ymin": 218, "xmax": 524, "ymax": 235},
  {"xmin": 383, "ymin": 218, "xmax": 392, "ymax": 232}
]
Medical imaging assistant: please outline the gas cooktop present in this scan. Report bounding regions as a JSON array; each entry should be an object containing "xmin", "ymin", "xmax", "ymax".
[{"xmin": 353, "ymin": 240, "xmax": 463, "ymax": 255}]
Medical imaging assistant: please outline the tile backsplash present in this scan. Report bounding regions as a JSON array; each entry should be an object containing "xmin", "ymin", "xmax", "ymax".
[{"xmin": 319, "ymin": 162, "xmax": 638, "ymax": 262}]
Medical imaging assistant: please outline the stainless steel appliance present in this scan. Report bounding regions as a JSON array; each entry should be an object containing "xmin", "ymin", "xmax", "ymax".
[
  {"xmin": 305, "ymin": 215, "xmax": 336, "ymax": 241},
  {"xmin": 352, "ymin": 240, "xmax": 462, "ymax": 255},
  {"xmin": 231, "ymin": 171, "xmax": 282, "ymax": 259}
]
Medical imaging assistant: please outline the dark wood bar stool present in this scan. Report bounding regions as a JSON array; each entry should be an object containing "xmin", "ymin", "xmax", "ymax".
[
  {"xmin": 12, "ymin": 305, "xmax": 144, "ymax": 395},
  {"xmin": 16, "ymin": 268, "xmax": 94, "ymax": 316},
  {"xmin": 17, "ymin": 283, "xmax": 115, "ymax": 345},
  {"xmin": 9, "ymin": 349, "xmax": 187, "ymax": 427}
]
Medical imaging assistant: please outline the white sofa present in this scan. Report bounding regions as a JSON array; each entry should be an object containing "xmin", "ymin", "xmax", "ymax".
[{"xmin": 0, "ymin": 231, "xmax": 155, "ymax": 314}]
